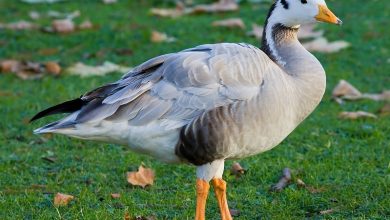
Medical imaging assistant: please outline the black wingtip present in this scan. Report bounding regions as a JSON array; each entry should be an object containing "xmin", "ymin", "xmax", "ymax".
[{"xmin": 30, "ymin": 98, "xmax": 86, "ymax": 123}]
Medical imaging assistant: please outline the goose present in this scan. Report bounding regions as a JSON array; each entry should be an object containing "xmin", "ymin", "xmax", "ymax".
[{"xmin": 31, "ymin": 0, "xmax": 342, "ymax": 219}]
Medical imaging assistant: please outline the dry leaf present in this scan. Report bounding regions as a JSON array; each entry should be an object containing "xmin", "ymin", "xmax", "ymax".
[
  {"xmin": 150, "ymin": 2, "xmax": 185, "ymax": 18},
  {"xmin": 379, "ymin": 104, "xmax": 390, "ymax": 116},
  {"xmin": 303, "ymin": 37, "xmax": 350, "ymax": 53},
  {"xmin": 45, "ymin": 62, "xmax": 61, "ymax": 75},
  {"xmin": 0, "ymin": 60, "xmax": 20, "ymax": 72},
  {"xmin": 212, "ymin": 18, "xmax": 245, "ymax": 29},
  {"xmin": 79, "ymin": 20, "xmax": 93, "ymax": 30},
  {"xmin": 271, "ymin": 168, "xmax": 291, "ymax": 191},
  {"xmin": 0, "ymin": 20, "xmax": 38, "ymax": 30},
  {"xmin": 103, "ymin": 0, "xmax": 117, "ymax": 4},
  {"xmin": 52, "ymin": 19, "xmax": 75, "ymax": 33},
  {"xmin": 150, "ymin": 30, "xmax": 176, "ymax": 43},
  {"xmin": 319, "ymin": 209, "xmax": 334, "ymax": 215},
  {"xmin": 230, "ymin": 162, "xmax": 245, "ymax": 178},
  {"xmin": 247, "ymin": 23, "xmax": 263, "ymax": 40},
  {"xmin": 298, "ymin": 24, "xmax": 324, "ymax": 39},
  {"xmin": 339, "ymin": 111, "xmax": 377, "ymax": 120},
  {"xmin": 111, "ymin": 193, "xmax": 121, "ymax": 199},
  {"xmin": 361, "ymin": 91, "xmax": 390, "ymax": 101},
  {"xmin": 48, "ymin": 10, "xmax": 80, "ymax": 20},
  {"xmin": 332, "ymin": 80, "xmax": 362, "ymax": 100},
  {"xmin": 66, "ymin": 61, "xmax": 131, "ymax": 77},
  {"xmin": 22, "ymin": 0, "xmax": 64, "ymax": 3},
  {"xmin": 124, "ymin": 211, "xmax": 131, "ymax": 220},
  {"xmin": 54, "ymin": 193, "xmax": 74, "ymax": 206},
  {"xmin": 296, "ymin": 178, "xmax": 306, "ymax": 188},
  {"xmin": 127, "ymin": 165, "xmax": 155, "ymax": 188},
  {"xmin": 190, "ymin": 0, "xmax": 239, "ymax": 14}
]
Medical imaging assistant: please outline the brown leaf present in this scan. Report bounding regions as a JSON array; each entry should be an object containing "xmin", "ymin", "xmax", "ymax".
[
  {"xmin": 54, "ymin": 193, "xmax": 74, "ymax": 206},
  {"xmin": 271, "ymin": 168, "xmax": 291, "ymax": 192},
  {"xmin": 45, "ymin": 62, "xmax": 61, "ymax": 75},
  {"xmin": 150, "ymin": 30, "xmax": 176, "ymax": 43},
  {"xmin": 0, "ymin": 60, "xmax": 20, "ymax": 73},
  {"xmin": 247, "ymin": 23, "xmax": 263, "ymax": 40},
  {"xmin": 303, "ymin": 37, "xmax": 350, "ymax": 53},
  {"xmin": 38, "ymin": 48, "xmax": 60, "ymax": 56},
  {"xmin": 127, "ymin": 165, "xmax": 155, "ymax": 188},
  {"xmin": 0, "ymin": 20, "xmax": 38, "ymax": 30},
  {"xmin": 296, "ymin": 178, "xmax": 306, "ymax": 188},
  {"xmin": 79, "ymin": 20, "xmax": 93, "ymax": 30},
  {"xmin": 103, "ymin": 0, "xmax": 117, "ymax": 4},
  {"xmin": 190, "ymin": 0, "xmax": 239, "ymax": 14},
  {"xmin": 230, "ymin": 162, "xmax": 245, "ymax": 178},
  {"xmin": 332, "ymin": 80, "xmax": 362, "ymax": 100},
  {"xmin": 124, "ymin": 211, "xmax": 131, "ymax": 220},
  {"xmin": 52, "ymin": 19, "xmax": 75, "ymax": 33},
  {"xmin": 212, "ymin": 18, "xmax": 245, "ymax": 29},
  {"xmin": 339, "ymin": 111, "xmax": 377, "ymax": 120},
  {"xmin": 361, "ymin": 91, "xmax": 390, "ymax": 102},
  {"xmin": 150, "ymin": 4, "xmax": 185, "ymax": 18},
  {"xmin": 111, "ymin": 193, "xmax": 121, "ymax": 199},
  {"xmin": 319, "ymin": 209, "xmax": 334, "ymax": 215}
]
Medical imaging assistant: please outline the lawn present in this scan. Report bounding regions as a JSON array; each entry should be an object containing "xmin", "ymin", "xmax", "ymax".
[{"xmin": 0, "ymin": 0, "xmax": 389, "ymax": 219}]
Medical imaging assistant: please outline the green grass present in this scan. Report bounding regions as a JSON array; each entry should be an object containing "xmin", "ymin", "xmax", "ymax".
[{"xmin": 1, "ymin": 0, "xmax": 389, "ymax": 219}]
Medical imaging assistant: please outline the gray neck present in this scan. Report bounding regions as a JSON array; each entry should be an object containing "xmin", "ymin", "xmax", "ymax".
[{"xmin": 261, "ymin": 11, "xmax": 327, "ymax": 121}]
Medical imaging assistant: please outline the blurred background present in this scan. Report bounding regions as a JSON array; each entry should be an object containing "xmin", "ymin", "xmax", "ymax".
[{"xmin": 0, "ymin": 0, "xmax": 389, "ymax": 219}]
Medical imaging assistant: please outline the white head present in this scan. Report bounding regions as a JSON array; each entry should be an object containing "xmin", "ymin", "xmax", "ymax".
[{"xmin": 269, "ymin": 0, "xmax": 342, "ymax": 27}]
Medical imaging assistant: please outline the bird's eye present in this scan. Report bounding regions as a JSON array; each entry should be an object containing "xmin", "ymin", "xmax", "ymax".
[{"xmin": 301, "ymin": 0, "xmax": 307, "ymax": 4}]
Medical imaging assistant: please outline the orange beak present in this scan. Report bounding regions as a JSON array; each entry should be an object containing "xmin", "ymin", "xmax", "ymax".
[{"xmin": 315, "ymin": 5, "xmax": 342, "ymax": 25}]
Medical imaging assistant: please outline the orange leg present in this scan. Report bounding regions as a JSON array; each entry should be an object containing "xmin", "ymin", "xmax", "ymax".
[
  {"xmin": 211, "ymin": 178, "xmax": 232, "ymax": 220},
  {"xmin": 195, "ymin": 179, "xmax": 210, "ymax": 220}
]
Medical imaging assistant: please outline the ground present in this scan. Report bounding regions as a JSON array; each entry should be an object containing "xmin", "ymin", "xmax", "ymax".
[{"xmin": 0, "ymin": 0, "xmax": 389, "ymax": 219}]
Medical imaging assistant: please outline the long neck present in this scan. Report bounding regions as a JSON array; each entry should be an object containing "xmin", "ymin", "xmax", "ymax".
[{"xmin": 260, "ymin": 4, "xmax": 327, "ymax": 121}]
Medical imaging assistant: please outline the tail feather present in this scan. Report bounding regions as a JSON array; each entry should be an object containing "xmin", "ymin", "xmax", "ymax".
[{"xmin": 30, "ymin": 98, "xmax": 86, "ymax": 122}]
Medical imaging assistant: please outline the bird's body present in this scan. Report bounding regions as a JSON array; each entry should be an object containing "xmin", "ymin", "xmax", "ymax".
[{"xmin": 31, "ymin": 0, "xmax": 341, "ymax": 219}]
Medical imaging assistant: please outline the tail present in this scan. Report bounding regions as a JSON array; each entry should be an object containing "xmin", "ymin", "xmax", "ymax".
[{"xmin": 31, "ymin": 98, "xmax": 87, "ymax": 134}]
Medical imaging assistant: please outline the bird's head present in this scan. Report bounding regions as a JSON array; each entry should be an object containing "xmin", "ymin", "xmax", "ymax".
[{"xmin": 269, "ymin": 0, "xmax": 342, "ymax": 27}]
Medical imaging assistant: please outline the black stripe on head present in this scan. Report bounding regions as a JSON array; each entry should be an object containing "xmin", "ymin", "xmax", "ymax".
[{"xmin": 280, "ymin": 0, "xmax": 289, "ymax": 9}]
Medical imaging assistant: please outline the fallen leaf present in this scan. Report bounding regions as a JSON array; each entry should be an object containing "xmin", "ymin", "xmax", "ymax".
[
  {"xmin": 303, "ymin": 37, "xmax": 350, "ymax": 53},
  {"xmin": 271, "ymin": 168, "xmax": 291, "ymax": 192},
  {"xmin": 22, "ymin": 0, "xmax": 65, "ymax": 3},
  {"xmin": 332, "ymin": 80, "xmax": 362, "ymax": 100},
  {"xmin": 54, "ymin": 193, "xmax": 74, "ymax": 206},
  {"xmin": 45, "ymin": 62, "xmax": 61, "ymax": 75},
  {"xmin": 127, "ymin": 165, "xmax": 155, "ymax": 188},
  {"xmin": 124, "ymin": 211, "xmax": 131, "ymax": 220},
  {"xmin": 150, "ymin": 6, "xmax": 185, "ymax": 18},
  {"xmin": 361, "ymin": 91, "xmax": 390, "ymax": 102},
  {"xmin": 51, "ymin": 19, "xmax": 75, "ymax": 33},
  {"xmin": 319, "ymin": 209, "xmax": 334, "ymax": 215},
  {"xmin": 79, "ymin": 20, "xmax": 93, "ymax": 30},
  {"xmin": 111, "ymin": 193, "xmax": 121, "ymax": 199},
  {"xmin": 212, "ymin": 18, "xmax": 245, "ymax": 29},
  {"xmin": 298, "ymin": 24, "xmax": 324, "ymax": 39},
  {"xmin": 0, "ymin": 60, "xmax": 20, "ymax": 72},
  {"xmin": 247, "ymin": 23, "xmax": 263, "ymax": 40},
  {"xmin": 190, "ymin": 0, "xmax": 239, "ymax": 14},
  {"xmin": 114, "ymin": 48, "xmax": 133, "ymax": 56},
  {"xmin": 150, "ymin": 30, "xmax": 176, "ymax": 43},
  {"xmin": 0, "ymin": 20, "xmax": 38, "ymax": 30},
  {"xmin": 38, "ymin": 48, "xmax": 60, "ymax": 56},
  {"xmin": 379, "ymin": 104, "xmax": 390, "ymax": 116},
  {"xmin": 66, "ymin": 61, "xmax": 131, "ymax": 77},
  {"xmin": 339, "ymin": 111, "xmax": 377, "ymax": 120},
  {"xmin": 103, "ymin": 0, "xmax": 117, "ymax": 4},
  {"xmin": 296, "ymin": 178, "xmax": 306, "ymax": 188},
  {"xmin": 48, "ymin": 10, "xmax": 80, "ymax": 20},
  {"xmin": 230, "ymin": 162, "xmax": 245, "ymax": 178}
]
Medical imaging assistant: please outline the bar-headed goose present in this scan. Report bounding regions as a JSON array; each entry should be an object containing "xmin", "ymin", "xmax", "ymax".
[{"xmin": 31, "ymin": 0, "xmax": 342, "ymax": 219}]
